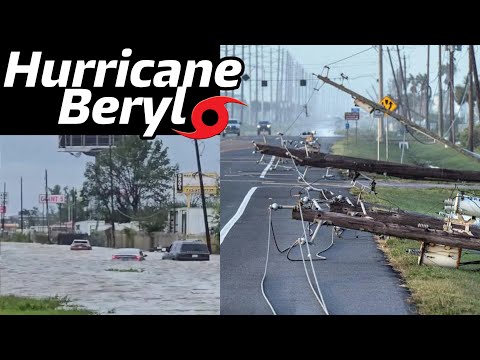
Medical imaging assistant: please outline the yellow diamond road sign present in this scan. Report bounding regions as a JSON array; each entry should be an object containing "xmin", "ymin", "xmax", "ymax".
[{"xmin": 380, "ymin": 95, "xmax": 398, "ymax": 112}]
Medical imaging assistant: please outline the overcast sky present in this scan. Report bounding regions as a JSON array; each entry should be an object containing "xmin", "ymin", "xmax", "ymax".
[
  {"xmin": 0, "ymin": 135, "xmax": 219, "ymax": 215},
  {"xmin": 227, "ymin": 45, "xmax": 477, "ymax": 120}
]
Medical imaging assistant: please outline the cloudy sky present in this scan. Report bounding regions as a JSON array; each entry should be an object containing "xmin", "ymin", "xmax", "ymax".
[
  {"xmin": 0, "ymin": 135, "xmax": 219, "ymax": 215},
  {"xmin": 226, "ymin": 45, "xmax": 477, "ymax": 120}
]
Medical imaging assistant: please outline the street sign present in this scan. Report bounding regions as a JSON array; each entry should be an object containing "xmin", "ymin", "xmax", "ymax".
[
  {"xmin": 176, "ymin": 173, "xmax": 183, "ymax": 193},
  {"xmin": 0, "ymin": 205, "xmax": 6, "ymax": 214},
  {"xmin": 344, "ymin": 112, "xmax": 360, "ymax": 121},
  {"xmin": 380, "ymin": 95, "xmax": 398, "ymax": 112},
  {"xmin": 39, "ymin": 194, "xmax": 66, "ymax": 204},
  {"xmin": 351, "ymin": 108, "xmax": 360, "ymax": 113},
  {"xmin": 373, "ymin": 109, "xmax": 385, "ymax": 118},
  {"xmin": 345, "ymin": 122, "xmax": 350, "ymax": 130},
  {"xmin": 0, "ymin": 192, "xmax": 8, "ymax": 204}
]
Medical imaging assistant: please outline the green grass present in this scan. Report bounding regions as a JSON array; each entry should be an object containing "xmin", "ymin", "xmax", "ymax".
[
  {"xmin": 0, "ymin": 295, "xmax": 95, "ymax": 315},
  {"xmin": 352, "ymin": 186, "xmax": 480, "ymax": 217},
  {"xmin": 379, "ymin": 238, "xmax": 480, "ymax": 314},
  {"xmin": 351, "ymin": 185, "xmax": 480, "ymax": 314},
  {"xmin": 106, "ymin": 268, "xmax": 144, "ymax": 273},
  {"xmin": 332, "ymin": 132, "xmax": 480, "ymax": 171}
]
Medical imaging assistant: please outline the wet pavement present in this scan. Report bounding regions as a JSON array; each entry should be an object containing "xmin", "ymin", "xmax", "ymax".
[{"xmin": 0, "ymin": 242, "xmax": 219, "ymax": 315}]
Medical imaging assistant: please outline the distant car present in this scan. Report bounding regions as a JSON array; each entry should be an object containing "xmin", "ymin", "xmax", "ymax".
[
  {"xmin": 112, "ymin": 248, "xmax": 147, "ymax": 261},
  {"xmin": 223, "ymin": 119, "xmax": 241, "ymax": 137},
  {"xmin": 162, "ymin": 240, "xmax": 210, "ymax": 261},
  {"xmin": 257, "ymin": 121, "xmax": 271, "ymax": 135},
  {"xmin": 70, "ymin": 239, "xmax": 92, "ymax": 250}
]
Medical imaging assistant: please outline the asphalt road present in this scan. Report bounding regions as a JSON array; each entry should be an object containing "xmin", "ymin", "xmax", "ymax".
[{"xmin": 220, "ymin": 135, "xmax": 415, "ymax": 315}]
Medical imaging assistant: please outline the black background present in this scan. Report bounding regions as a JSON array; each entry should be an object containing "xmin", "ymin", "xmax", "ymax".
[{"xmin": 1, "ymin": 36, "xmax": 221, "ymax": 135}]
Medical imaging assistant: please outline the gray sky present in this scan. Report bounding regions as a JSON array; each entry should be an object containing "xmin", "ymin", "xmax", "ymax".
[
  {"xmin": 228, "ymin": 45, "xmax": 477, "ymax": 120},
  {"xmin": 0, "ymin": 135, "xmax": 219, "ymax": 215}
]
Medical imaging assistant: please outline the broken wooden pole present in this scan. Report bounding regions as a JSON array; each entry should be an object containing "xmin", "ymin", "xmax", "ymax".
[
  {"xmin": 255, "ymin": 143, "xmax": 480, "ymax": 183},
  {"xmin": 328, "ymin": 201, "xmax": 480, "ymax": 238},
  {"xmin": 293, "ymin": 208, "xmax": 480, "ymax": 251},
  {"xmin": 316, "ymin": 74, "xmax": 480, "ymax": 164}
]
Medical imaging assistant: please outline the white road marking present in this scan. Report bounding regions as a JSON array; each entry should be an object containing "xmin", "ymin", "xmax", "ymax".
[
  {"xmin": 260, "ymin": 156, "xmax": 275, "ymax": 179},
  {"xmin": 220, "ymin": 187, "xmax": 258, "ymax": 245}
]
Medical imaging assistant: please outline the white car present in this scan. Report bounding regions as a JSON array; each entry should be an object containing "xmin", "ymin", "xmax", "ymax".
[{"xmin": 70, "ymin": 239, "xmax": 92, "ymax": 250}]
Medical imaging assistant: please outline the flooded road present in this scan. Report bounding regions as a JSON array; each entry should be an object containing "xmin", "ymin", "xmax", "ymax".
[{"xmin": 0, "ymin": 242, "xmax": 219, "ymax": 315}]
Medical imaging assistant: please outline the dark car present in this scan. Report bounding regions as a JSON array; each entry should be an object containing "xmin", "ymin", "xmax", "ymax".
[
  {"xmin": 257, "ymin": 121, "xmax": 271, "ymax": 135},
  {"xmin": 112, "ymin": 248, "xmax": 147, "ymax": 261},
  {"xmin": 223, "ymin": 119, "xmax": 241, "ymax": 137},
  {"xmin": 162, "ymin": 240, "xmax": 210, "ymax": 261},
  {"xmin": 70, "ymin": 239, "xmax": 92, "ymax": 250}
]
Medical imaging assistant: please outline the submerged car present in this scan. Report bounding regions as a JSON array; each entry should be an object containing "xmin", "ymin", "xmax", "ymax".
[
  {"xmin": 257, "ymin": 121, "xmax": 271, "ymax": 135},
  {"xmin": 112, "ymin": 248, "xmax": 147, "ymax": 261},
  {"xmin": 162, "ymin": 240, "xmax": 210, "ymax": 261},
  {"xmin": 70, "ymin": 239, "xmax": 92, "ymax": 250},
  {"xmin": 223, "ymin": 119, "xmax": 241, "ymax": 137}
]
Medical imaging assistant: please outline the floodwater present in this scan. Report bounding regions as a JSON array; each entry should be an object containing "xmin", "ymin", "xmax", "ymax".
[{"xmin": 0, "ymin": 242, "xmax": 219, "ymax": 315}]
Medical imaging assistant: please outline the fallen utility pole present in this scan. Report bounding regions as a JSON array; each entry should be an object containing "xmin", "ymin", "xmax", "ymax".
[
  {"xmin": 292, "ymin": 207, "xmax": 480, "ymax": 251},
  {"xmin": 316, "ymin": 74, "xmax": 480, "ymax": 164},
  {"xmin": 328, "ymin": 200, "xmax": 480, "ymax": 239},
  {"xmin": 255, "ymin": 143, "xmax": 480, "ymax": 183}
]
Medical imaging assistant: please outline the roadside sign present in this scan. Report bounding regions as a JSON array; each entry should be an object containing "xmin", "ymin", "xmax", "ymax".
[
  {"xmin": 39, "ymin": 194, "xmax": 66, "ymax": 204},
  {"xmin": 351, "ymin": 108, "xmax": 360, "ymax": 113},
  {"xmin": 0, "ymin": 205, "xmax": 6, "ymax": 214},
  {"xmin": 344, "ymin": 112, "xmax": 360, "ymax": 121},
  {"xmin": 373, "ymin": 109, "xmax": 385, "ymax": 118},
  {"xmin": 380, "ymin": 95, "xmax": 398, "ymax": 112},
  {"xmin": 0, "ymin": 192, "xmax": 8, "ymax": 204},
  {"xmin": 176, "ymin": 173, "xmax": 183, "ymax": 193},
  {"xmin": 345, "ymin": 122, "xmax": 350, "ymax": 130}
]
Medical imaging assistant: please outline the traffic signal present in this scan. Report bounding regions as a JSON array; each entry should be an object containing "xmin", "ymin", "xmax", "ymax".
[{"xmin": 176, "ymin": 173, "xmax": 183, "ymax": 193}]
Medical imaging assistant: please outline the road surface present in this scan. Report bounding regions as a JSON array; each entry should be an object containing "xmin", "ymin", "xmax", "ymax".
[{"xmin": 220, "ymin": 135, "xmax": 415, "ymax": 315}]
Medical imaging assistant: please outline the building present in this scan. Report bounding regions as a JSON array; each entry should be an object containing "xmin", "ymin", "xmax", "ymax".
[{"xmin": 168, "ymin": 207, "xmax": 217, "ymax": 236}]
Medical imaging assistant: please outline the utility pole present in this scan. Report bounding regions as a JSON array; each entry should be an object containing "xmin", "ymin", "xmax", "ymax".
[
  {"xmin": 232, "ymin": 45, "xmax": 236, "ymax": 119},
  {"xmin": 276, "ymin": 46, "xmax": 281, "ymax": 122},
  {"xmin": 426, "ymin": 45, "xmax": 430, "ymax": 130},
  {"xmin": 255, "ymin": 45, "xmax": 259, "ymax": 125},
  {"xmin": 194, "ymin": 140, "xmax": 212, "ymax": 253},
  {"xmin": 1, "ymin": 182, "xmax": 5, "ymax": 232},
  {"xmin": 270, "ymin": 46, "xmax": 273, "ymax": 120},
  {"xmin": 279, "ymin": 48, "xmax": 285, "ymax": 123},
  {"xmin": 20, "ymin": 177, "xmax": 23, "ymax": 232},
  {"xmin": 378, "ymin": 45, "xmax": 384, "ymax": 161},
  {"xmin": 72, "ymin": 188, "xmax": 76, "ymax": 234},
  {"xmin": 470, "ymin": 45, "xmax": 480, "ymax": 126},
  {"xmin": 468, "ymin": 46, "xmax": 475, "ymax": 151},
  {"xmin": 449, "ymin": 46, "xmax": 455, "ymax": 143},
  {"xmin": 248, "ymin": 46, "xmax": 253, "ymax": 126},
  {"xmin": 109, "ymin": 143, "xmax": 115, "ymax": 248},
  {"xmin": 45, "ymin": 170, "xmax": 50, "ymax": 243},
  {"xmin": 172, "ymin": 174, "xmax": 176, "ymax": 233},
  {"xmin": 241, "ymin": 45, "xmax": 245, "ymax": 123},
  {"xmin": 261, "ymin": 45, "xmax": 265, "ymax": 121},
  {"xmin": 438, "ymin": 45, "xmax": 444, "ymax": 137}
]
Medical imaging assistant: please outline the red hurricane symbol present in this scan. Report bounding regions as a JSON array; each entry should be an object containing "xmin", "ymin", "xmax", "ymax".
[{"xmin": 173, "ymin": 96, "xmax": 247, "ymax": 139}]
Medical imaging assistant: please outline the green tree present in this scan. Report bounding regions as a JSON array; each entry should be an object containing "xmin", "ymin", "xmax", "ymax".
[
  {"xmin": 454, "ymin": 76, "xmax": 477, "ymax": 105},
  {"xmin": 82, "ymin": 136, "xmax": 176, "ymax": 224},
  {"xmin": 459, "ymin": 123, "xmax": 480, "ymax": 149}
]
